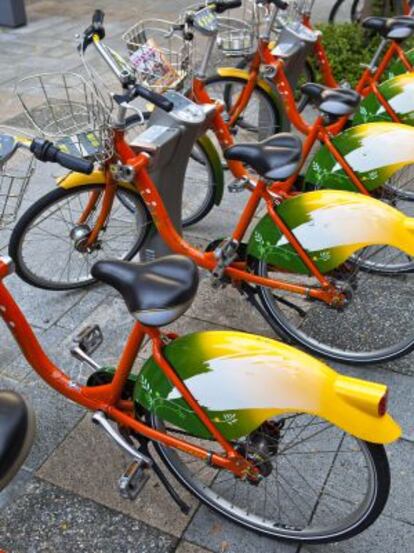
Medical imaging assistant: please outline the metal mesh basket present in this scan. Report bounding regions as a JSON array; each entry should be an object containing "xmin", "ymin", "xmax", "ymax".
[
  {"xmin": 122, "ymin": 19, "xmax": 192, "ymax": 93},
  {"xmin": 0, "ymin": 133, "xmax": 34, "ymax": 228},
  {"xmin": 216, "ymin": 17, "xmax": 255, "ymax": 56},
  {"xmin": 15, "ymin": 72, "xmax": 113, "ymax": 162},
  {"xmin": 180, "ymin": 2, "xmax": 257, "ymax": 57}
]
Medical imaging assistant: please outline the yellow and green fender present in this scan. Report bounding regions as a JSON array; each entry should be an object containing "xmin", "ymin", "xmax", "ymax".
[
  {"xmin": 57, "ymin": 135, "xmax": 225, "ymax": 207},
  {"xmin": 134, "ymin": 330, "xmax": 400, "ymax": 444},
  {"xmin": 353, "ymin": 73, "xmax": 414, "ymax": 126},
  {"xmin": 247, "ymin": 189, "xmax": 414, "ymax": 274},
  {"xmin": 305, "ymin": 122, "xmax": 414, "ymax": 193}
]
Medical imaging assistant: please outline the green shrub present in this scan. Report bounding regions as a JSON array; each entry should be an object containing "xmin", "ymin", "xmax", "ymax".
[
  {"xmin": 312, "ymin": 22, "xmax": 414, "ymax": 87},
  {"xmin": 312, "ymin": 23, "xmax": 380, "ymax": 87}
]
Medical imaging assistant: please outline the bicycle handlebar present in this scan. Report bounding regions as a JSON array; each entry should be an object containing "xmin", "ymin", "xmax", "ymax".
[
  {"xmin": 257, "ymin": 0, "xmax": 289, "ymax": 9},
  {"xmin": 81, "ymin": 10, "xmax": 173, "ymax": 115},
  {"xmin": 30, "ymin": 139, "xmax": 94, "ymax": 174},
  {"xmin": 81, "ymin": 9, "xmax": 106, "ymax": 52},
  {"xmin": 92, "ymin": 8, "xmax": 105, "ymax": 26},
  {"xmin": 114, "ymin": 84, "xmax": 174, "ymax": 113},
  {"xmin": 214, "ymin": 1, "xmax": 242, "ymax": 14},
  {"xmin": 125, "ymin": 112, "xmax": 148, "ymax": 127}
]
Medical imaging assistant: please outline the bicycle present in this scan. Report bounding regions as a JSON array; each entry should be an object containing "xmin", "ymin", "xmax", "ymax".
[
  {"xmin": 9, "ymin": 9, "xmax": 414, "ymax": 364},
  {"xmin": 329, "ymin": 0, "xmax": 412, "ymax": 24},
  {"xmin": 299, "ymin": 2, "xmax": 414, "ymax": 125},
  {"xmin": 157, "ymin": 1, "xmax": 414, "ymax": 271},
  {"xmin": 0, "ymin": 247, "xmax": 403, "ymax": 542},
  {"xmin": 205, "ymin": 0, "xmax": 414, "ymax": 115},
  {"xmin": 102, "ymin": 1, "xmax": 414, "ymax": 236}
]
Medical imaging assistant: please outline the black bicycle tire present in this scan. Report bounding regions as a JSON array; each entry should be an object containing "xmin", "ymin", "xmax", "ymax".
[
  {"xmin": 151, "ymin": 411, "xmax": 391, "ymax": 543},
  {"xmin": 9, "ymin": 184, "xmax": 151, "ymax": 291},
  {"xmin": 253, "ymin": 259, "xmax": 414, "ymax": 364}
]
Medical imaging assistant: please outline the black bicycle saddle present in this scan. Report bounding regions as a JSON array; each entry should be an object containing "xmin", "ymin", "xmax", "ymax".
[
  {"xmin": 224, "ymin": 133, "xmax": 302, "ymax": 180},
  {"xmin": 301, "ymin": 83, "xmax": 361, "ymax": 117},
  {"xmin": 92, "ymin": 255, "xmax": 199, "ymax": 327},
  {"xmin": 362, "ymin": 16, "xmax": 414, "ymax": 41},
  {"xmin": 0, "ymin": 391, "xmax": 35, "ymax": 492}
]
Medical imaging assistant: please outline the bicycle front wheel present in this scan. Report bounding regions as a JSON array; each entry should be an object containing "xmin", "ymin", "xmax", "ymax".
[
  {"xmin": 203, "ymin": 75, "xmax": 287, "ymax": 144},
  {"xmin": 254, "ymin": 255, "xmax": 414, "ymax": 363},
  {"xmin": 182, "ymin": 140, "xmax": 217, "ymax": 228},
  {"xmin": 151, "ymin": 412, "xmax": 390, "ymax": 543},
  {"xmin": 9, "ymin": 184, "xmax": 151, "ymax": 290}
]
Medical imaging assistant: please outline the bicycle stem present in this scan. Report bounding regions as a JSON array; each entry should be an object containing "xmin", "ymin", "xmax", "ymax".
[
  {"xmin": 261, "ymin": 3, "xmax": 279, "ymax": 41},
  {"xmin": 197, "ymin": 34, "xmax": 218, "ymax": 79}
]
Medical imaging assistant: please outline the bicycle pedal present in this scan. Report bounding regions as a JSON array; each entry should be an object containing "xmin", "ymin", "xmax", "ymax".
[
  {"xmin": 228, "ymin": 178, "xmax": 249, "ymax": 193},
  {"xmin": 73, "ymin": 324, "xmax": 103, "ymax": 355},
  {"xmin": 119, "ymin": 460, "xmax": 150, "ymax": 500}
]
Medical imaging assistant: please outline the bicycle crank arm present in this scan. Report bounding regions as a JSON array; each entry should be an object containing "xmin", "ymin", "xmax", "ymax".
[
  {"xmin": 70, "ymin": 345, "xmax": 102, "ymax": 371},
  {"xmin": 92, "ymin": 411, "xmax": 153, "ymax": 467},
  {"xmin": 70, "ymin": 325, "xmax": 104, "ymax": 370}
]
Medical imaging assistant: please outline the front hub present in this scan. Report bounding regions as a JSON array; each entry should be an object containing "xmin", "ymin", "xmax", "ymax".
[{"xmin": 70, "ymin": 224, "xmax": 101, "ymax": 253}]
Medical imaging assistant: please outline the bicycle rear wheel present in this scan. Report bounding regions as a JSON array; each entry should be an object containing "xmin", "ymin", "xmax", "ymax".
[
  {"xmin": 350, "ymin": 167, "xmax": 414, "ymax": 273},
  {"xmin": 253, "ymin": 254, "xmax": 414, "ymax": 363},
  {"xmin": 9, "ymin": 184, "xmax": 151, "ymax": 290},
  {"xmin": 151, "ymin": 412, "xmax": 390, "ymax": 543}
]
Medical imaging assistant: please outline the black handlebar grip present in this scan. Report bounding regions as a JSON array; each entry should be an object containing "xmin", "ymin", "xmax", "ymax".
[
  {"xmin": 92, "ymin": 9, "xmax": 105, "ymax": 27},
  {"xmin": 54, "ymin": 151, "xmax": 94, "ymax": 174},
  {"xmin": 272, "ymin": 0, "xmax": 289, "ymax": 9},
  {"xmin": 256, "ymin": 0, "xmax": 288, "ymax": 9},
  {"xmin": 81, "ymin": 9, "xmax": 105, "ymax": 51},
  {"xmin": 30, "ymin": 139, "xmax": 94, "ymax": 175},
  {"xmin": 215, "ymin": 1, "xmax": 242, "ymax": 14},
  {"xmin": 133, "ymin": 84, "xmax": 174, "ymax": 112}
]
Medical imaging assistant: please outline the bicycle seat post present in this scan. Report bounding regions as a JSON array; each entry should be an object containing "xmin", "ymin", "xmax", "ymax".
[{"xmin": 366, "ymin": 37, "xmax": 389, "ymax": 72}]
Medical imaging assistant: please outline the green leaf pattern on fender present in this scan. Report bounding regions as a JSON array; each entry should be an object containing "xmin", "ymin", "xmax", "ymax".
[
  {"xmin": 305, "ymin": 122, "xmax": 414, "ymax": 192},
  {"xmin": 247, "ymin": 189, "xmax": 414, "ymax": 274},
  {"xmin": 135, "ymin": 332, "xmax": 291, "ymax": 440},
  {"xmin": 353, "ymin": 73, "xmax": 414, "ymax": 126}
]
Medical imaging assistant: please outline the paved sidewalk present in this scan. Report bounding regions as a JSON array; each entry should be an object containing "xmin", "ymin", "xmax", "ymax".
[{"xmin": 0, "ymin": 2, "xmax": 413, "ymax": 553}]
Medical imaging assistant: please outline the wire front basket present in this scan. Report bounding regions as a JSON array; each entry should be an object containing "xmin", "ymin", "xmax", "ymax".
[
  {"xmin": 217, "ymin": 17, "xmax": 255, "ymax": 57},
  {"xmin": 0, "ymin": 135, "xmax": 34, "ymax": 229},
  {"xmin": 180, "ymin": 2, "xmax": 257, "ymax": 57},
  {"xmin": 15, "ymin": 72, "xmax": 113, "ymax": 162},
  {"xmin": 122, "ymin": 19, "xmax": 192, "ymax": 93}
]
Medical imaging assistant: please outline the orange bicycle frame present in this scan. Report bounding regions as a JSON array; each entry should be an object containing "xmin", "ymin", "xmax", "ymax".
[
  {"xmin": 303, "ymin": 15, "xmax": 414, "ymax": 96},
  {"xmin": 0, "ymin": 257, "xmax": 255, "ymax": 478},
  {"xmin": 113, "ymin": 130, "xmax": 339, "ymax": 304},
  {"xmin": 192, "ymin": 40, "xmax": 371, "ymax": 196}
]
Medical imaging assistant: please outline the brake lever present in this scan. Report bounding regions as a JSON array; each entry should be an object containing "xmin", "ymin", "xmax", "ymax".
[
  {"xmin": 123, "ymin": 104, "xmax": 145, "ymax": 126},
  {"xmin": 78, "ymin": 23, "xmax": 105, "ymax": 52}
]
